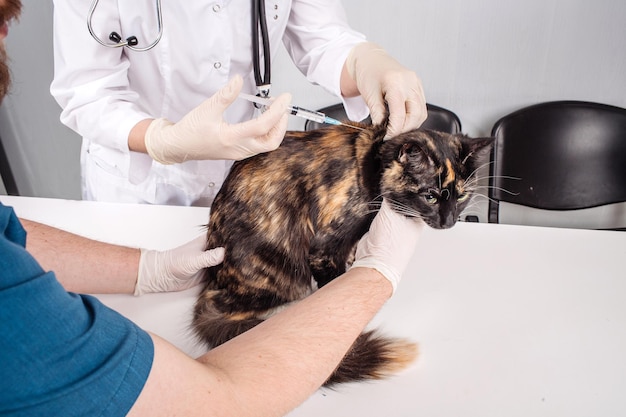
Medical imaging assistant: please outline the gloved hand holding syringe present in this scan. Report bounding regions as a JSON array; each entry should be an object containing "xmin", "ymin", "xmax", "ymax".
[
  {"xmin": 144, "ymin": 74, "xmax": 363, "ymax": 166},
  {"xmin": 238, "ymin": 93, "xmax": 363, "ymax": 130}
]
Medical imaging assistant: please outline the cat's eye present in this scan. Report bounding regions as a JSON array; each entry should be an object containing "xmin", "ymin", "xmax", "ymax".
[
  {"xmin": 457, "ymin": 193, "xmax": 470, "ymax": 202},
  {"xmin": 424, "ymin": 194, "xmax": 438, "ymax": 205}
]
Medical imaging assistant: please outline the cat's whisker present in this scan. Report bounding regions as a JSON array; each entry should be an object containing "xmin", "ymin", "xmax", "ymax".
[
  {"xmin": 460, "ymin": 195, "xmax": 490, "ymax": 217},
  {"xmin": 464, "ymin": 196, "xmax": 485, "ymax": 205},
  {"xmin": 460, "ymin": 204, "xmax": 483, "ymax": 216},
  {"xmin": 461, "ymin": 196, "xmax": 484, "ymax": 207},
  {"xmin": 460, "ymin": 207, "xmax": 482, "ymax": 215},
  {"xmin": 465, "ymin": 160, "xmax": 494, "ymax": 183},
  {"xmin": 464, "ymin": 159, "xmax": 520, "ymax": 184},
  {"xmin": 365, "ymin": 196, "xmax": 384, "ymax": 214},
  {"xmin": 385, "ymin": 198, "xmax": 423, "ymax": 219},
  {"xmin": 467, "ymin": 194, "xmax": 490, "ymax": 202},
  {"xmin": 471, "ymin": 185, "xmax": 520, "ymax": 196},
  {"xmin": 465, "ymin": 171, "xmax": 520, "ymax": 193},
  {"xmin": 471, "ymin": 174, "xmax": 522, "ymax": 183},
  {"xmin": 468, "ymin": 193, "xmax": 503, "ymax": 206},
  {"xmin": 369, "ymin": 193, "xmax": 387, "ymax": 202}
]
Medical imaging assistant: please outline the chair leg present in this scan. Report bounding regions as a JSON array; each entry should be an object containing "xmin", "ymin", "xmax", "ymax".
[
  {"xmin": 0, "ymin": 134, "xmax": 19, "ymax": 195},
  {"xmin": 487, "ymin": 200, "xmax": 500, "ymax": 223}
]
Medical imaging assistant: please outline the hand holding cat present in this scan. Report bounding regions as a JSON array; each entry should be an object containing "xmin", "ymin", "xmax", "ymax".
[
  {"xmin": 135, "ymin": 235, "xmax": 225, "ymax": 296},
  {"xmin": 350, "ymin": 199, "xmax": 425, "ymax": 294},
  {"xmin": 345, "ymin": 42, "xmax": 427, "ymax": 138},
  {"xmin": 144, "ymin": 75, "xmax": 291, "ymax": 164}
]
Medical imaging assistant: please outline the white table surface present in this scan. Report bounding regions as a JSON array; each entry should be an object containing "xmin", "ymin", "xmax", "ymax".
[{"xmin": 3, "ymin": 195, "xmax": 626, "ymax": 417}]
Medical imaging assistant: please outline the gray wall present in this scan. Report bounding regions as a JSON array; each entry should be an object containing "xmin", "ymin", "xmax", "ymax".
[
  {"xmin": 276, "ymin": 0, "xmax": 626, "ymax": 134},
  {"xmin": 1, "ymin": 1, "xmax": 82, "ymax": 199},
  {"xmin": 1, "ymin": 0, "xmax": 625, "ymax": 224}
]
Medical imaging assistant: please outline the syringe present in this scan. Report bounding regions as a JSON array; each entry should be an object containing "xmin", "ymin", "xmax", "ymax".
[{"xmin": 238, "ymin": 92, "xmax": 363, "ymax": 130}]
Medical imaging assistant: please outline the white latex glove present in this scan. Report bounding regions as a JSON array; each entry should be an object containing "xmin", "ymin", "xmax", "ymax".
[
  {"xmin": 350, "ymin": 199, "xmax": 425, "ymax": 294},
  {"xmin": 145, "ymin": 75, "xmax": 291, "ymax": 164},
  {"xmin": 345, "ymin": 42, "xmax": 427, "ymax": 138},
  {"xmin": 134, "ymin": 235, "xmax": 225, "ymax": 296}
]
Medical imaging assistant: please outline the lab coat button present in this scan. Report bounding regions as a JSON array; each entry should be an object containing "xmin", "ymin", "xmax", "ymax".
[
  {"xmin": 213, "ymin": 4, "xmax": 221, "ymax": 12},
  {"xmin": 208, "ymin": 182, "xmax": 216, "ymax": 188},
  {"xmin": 214, "ymin": 62, "xmax": 222, "ymax": 69}
]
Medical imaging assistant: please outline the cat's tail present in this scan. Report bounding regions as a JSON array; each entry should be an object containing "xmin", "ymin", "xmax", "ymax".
[
  {"xmin": 193, "ymin": 290, "xmax": 264, "ymax": 348},
  {"xmin": 325, "ymin": 330, "xmax": 418, "ymax": 387}
]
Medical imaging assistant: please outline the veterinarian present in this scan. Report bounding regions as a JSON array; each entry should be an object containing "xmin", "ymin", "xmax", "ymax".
[{"xmin": 51, "ymin": 0, "xmax": 427, "ymax": 206}]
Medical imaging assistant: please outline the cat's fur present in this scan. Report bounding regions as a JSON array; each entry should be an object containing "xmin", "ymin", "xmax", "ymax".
[{"xmin": 193, "ymin": 122, "xmax": 493, "ymax": 386}]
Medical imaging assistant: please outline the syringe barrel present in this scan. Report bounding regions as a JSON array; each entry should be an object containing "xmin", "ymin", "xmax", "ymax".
[{"xmin": 289, "ymin": 106, "xmax": 326, "ymax": 124}]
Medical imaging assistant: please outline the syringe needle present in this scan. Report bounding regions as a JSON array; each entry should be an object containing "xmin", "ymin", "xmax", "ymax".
[{"xmin": 238, "ymin": 93, "xmax": 364, "ymax": 131}]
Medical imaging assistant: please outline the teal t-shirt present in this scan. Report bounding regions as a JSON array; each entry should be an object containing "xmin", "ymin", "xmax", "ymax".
[{"xmin": 0, "ymin": 203, "xmax": 154, "ymax": 416}]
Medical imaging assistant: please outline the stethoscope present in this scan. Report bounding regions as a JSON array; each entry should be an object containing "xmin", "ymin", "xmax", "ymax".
[
  {"xmin": 87, "ymin": 0, "xmax": 272, "ymax": 97},
  {"xmin": 87, "ymin": 0, "xmax": 163, "ymax": 52}
]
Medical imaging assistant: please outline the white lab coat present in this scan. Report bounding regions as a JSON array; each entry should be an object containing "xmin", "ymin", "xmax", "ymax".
[{"xmin": 51, "ymin": 0, "xmax": 367, "ymax": 206}]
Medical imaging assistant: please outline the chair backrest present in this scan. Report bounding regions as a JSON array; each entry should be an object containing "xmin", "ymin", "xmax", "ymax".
[
  {"xmin": 304, "ymin": 103, "xmax": 462, "ymax": 134},
  {"xmin": 488, "ymin": 101, "xmax": 626, "ymax": 225}
]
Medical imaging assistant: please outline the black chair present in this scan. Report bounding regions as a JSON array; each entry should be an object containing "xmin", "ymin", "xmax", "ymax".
[
  {"xmin": 0, "ymin": 132, "xmax": 19, "ymax": 195},
  {"xmin": 304, "ymin": 103, "xmax": 462, "ymax": 134},
  {"xmin": 488, "ymin": 101, "xmax": 626, "ymax": 229}
]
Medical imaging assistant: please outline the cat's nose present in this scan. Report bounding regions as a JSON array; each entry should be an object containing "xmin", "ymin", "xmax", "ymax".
[{"xmin": 441, "ymin": 212, "xmax": 456, "ymax": 229}]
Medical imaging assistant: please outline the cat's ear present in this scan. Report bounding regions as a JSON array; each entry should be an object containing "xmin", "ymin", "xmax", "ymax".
[
  {"xmin": 372, "ymin": 115, "xmax": 390, "ymax": 142},
  {"xmin": 398, "ymin": 142, "xmax": 414, "ymax": 164},
  {"xmin": 398, "ymin": 142, "xmax": 431, "ymax": 166},
  {"xmin": 459, "ymin": 136, "xmax": 494, "ymax": 165}
]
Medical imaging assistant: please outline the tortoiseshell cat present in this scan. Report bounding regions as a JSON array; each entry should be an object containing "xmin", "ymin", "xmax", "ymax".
[{"xmin": 193, "ymin": 122, "xmax": 493, "ymax": 386}]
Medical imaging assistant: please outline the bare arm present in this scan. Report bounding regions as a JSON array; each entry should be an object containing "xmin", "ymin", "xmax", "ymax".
[
  {"xmin": 130, "ymin": 200, "xmax": 423, "ymax": 417},
  {"xmin": 21, "ymin": 216, "xmax": 397, "ymax": 416},
  {"xmin": 129, "ymin": 267, "xmax": 392, "ymax": 417},
  {"xmin": 20, "ymin": 218, "xmax": 139, "ymax": 294},
  {"xmin": 340, "ymin": 60, "xmax": 360, "ymax": 98},
  {"xmin": 20, "ymin": 218, "xmax": 224, "ymax": 296},
  {"xmin": 128, "ymin": 118, "xmax": 153, "ymax": 153}
]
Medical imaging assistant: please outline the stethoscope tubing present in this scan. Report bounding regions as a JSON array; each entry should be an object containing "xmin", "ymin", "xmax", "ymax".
[{"xmin": 252, "ymin": 0, "xmax": 271, "ymax": 97}]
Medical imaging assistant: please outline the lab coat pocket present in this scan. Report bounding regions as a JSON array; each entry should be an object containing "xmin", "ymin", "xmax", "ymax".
[
  {"xmin": 84, "ymin": 145, "xmax": 157, "ymax": 203},
  {"xmin": 152, "ymin": 161, "xmax": 222, "ymax": 207}
]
